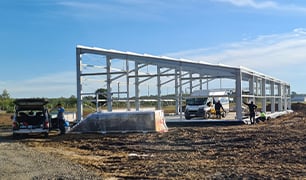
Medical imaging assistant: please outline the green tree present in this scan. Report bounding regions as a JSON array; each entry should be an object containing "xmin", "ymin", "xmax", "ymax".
[
  {"xmin": 67, "ymin": 95, "xmax": 77, "ymax": 108},
  {"xmin": 0, "ymin": 89, "xmax": 13, "ymax": 112},
  {"xmin": 92, "ymin": 88, "xmax": 107, "ymax": 107},
  {"xmin": 0, "ymin": 89, "xmax": 10, "ymax": 99},
  {"xmin": 291, "ymin": 91, "xmax": 297, "ymax": 98}
]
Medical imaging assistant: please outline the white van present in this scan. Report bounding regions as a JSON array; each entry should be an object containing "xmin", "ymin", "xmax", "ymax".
[{"xmin": 184, "ymin": 90, "xmax": 230, "ymax": 119}]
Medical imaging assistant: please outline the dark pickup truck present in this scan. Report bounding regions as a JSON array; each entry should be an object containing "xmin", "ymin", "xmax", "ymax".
[{"xmin": 11, "ymin": 98, "xmax": 51, "ymax": 138}]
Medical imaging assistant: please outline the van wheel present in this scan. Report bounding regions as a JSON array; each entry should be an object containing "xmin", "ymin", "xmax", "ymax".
[
  {"xmin": 204, "ymin": 112, "xmax": 211, "ymax": 119},
  {"xmin": 185, "ymin": 111, "xmax": 191, "ymax": 120}
]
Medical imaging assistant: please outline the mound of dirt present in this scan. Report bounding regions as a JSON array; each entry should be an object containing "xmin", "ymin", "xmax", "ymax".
[
  {"xmin": 291, "ymin": 102, "xmax": 306, "ymax": 112},
  {"xmin": 0, "ymin": 113, "xmax": 12, "ymax": 129}
]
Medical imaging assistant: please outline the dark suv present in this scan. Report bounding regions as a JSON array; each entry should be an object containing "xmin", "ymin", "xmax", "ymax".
[{"xmin": 11, "ymin": 98, "xmax": 50, "ymax": 138}]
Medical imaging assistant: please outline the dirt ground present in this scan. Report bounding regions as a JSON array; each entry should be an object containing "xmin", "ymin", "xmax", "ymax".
[{"xmin": 1, "ymin": 104, "xmax": 306, "ymax": 179}]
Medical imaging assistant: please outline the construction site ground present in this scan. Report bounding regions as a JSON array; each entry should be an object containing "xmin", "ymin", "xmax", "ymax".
[{"xmin": 1, "ymin": 103, "xmax": 306, "ymax": 179}]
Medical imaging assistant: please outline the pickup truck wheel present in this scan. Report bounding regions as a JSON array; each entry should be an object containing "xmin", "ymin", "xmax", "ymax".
[
  {"xmin": 44, "ymin": 133, "xmax": 49, "ymax": 138},
  {"xmin": 12, "ymin": 133, "xmax": 24, "ymax": 139},
  {"xmin": 185, "ymin": 115, "xmax": 191, "ymax": 120},
  {"xmin": 12, "ymin": 133, "xmax": 19, "ymax": 139}
]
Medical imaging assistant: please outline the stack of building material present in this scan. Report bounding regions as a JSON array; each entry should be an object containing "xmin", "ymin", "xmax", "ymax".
[{"xmin": 70, "ymin": 110, "xmax": 168, "ymax": 133}]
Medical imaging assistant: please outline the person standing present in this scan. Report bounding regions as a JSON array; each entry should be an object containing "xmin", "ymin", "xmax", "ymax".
[
  {"xmin": 57, "ymin": 103, "xmax": 66, "ymax": 135},
  {"xmin": 243, "ymin": 101, "xmax": 257, "ymax": 124},
  {"xmin": 214, "ymin": 99, "xmax": 224, "ymax": 119}
]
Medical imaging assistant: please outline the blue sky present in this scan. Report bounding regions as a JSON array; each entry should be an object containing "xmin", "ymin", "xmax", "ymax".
[{"xmin": 1, "ymin": 0, "xmax": 306, "ymax": 98}]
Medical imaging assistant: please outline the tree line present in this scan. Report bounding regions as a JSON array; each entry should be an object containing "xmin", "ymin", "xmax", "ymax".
[
  {"xmin": 0, "ymin": 89, "xmax": 108, "ymax": 113},
  {"xmin": 0, "ymin": 89, "xmax": 78, "ymax": 113},
  {"xmin": 2, "ymin": 88, "xmax": 302, "ymax": 113}
]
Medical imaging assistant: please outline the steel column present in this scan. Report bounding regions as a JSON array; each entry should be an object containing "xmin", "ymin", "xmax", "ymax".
[
  {"xmin": 76, "ymin": 48, "xmax": 83, "ymax": 121},
  {"xmin": 262, "ymin": 79, "xmax": 266, "ymax": 112},
  {"xmin": 157, "ymin": 66, "xmax": 161, "ymax": 110},
  {"xmin": 126, "ymin": 59, "xmax": 130, "ymax": 111},
  {"xmin": 236, "ymin": 70, "xmax": 243, "ymax": 120},
  {"xmin": 271, "ymin": 81, "xmax": 275, "ymax": 113},
  {"xmin": 175, "ymin": 69, "xmax": 179, "ymax": 115},
  {"xmin": 135, "ymin": 62, "xmax": 140, "ymax": 111},
  {"xmin": 106, "ymin": 56, "xmax": 112, "ymax": 112}
]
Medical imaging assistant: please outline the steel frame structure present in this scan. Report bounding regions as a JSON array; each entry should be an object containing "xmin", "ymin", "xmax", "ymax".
[{"xmin": 76, "ymin": 45, "xmax": 291, "ymax": 121}]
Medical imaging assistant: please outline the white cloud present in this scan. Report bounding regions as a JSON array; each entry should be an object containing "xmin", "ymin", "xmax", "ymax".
[
  {"xmin": 214, "ymin": 0, "xmax": 278, "ymax": 9},
  {"xmin": 213, "ymin": 0, "xmax": 306, "ymax": 13},
  {"xmin": 165, "ymin": 28, "xmax": 306, "ymax": 93},
  {"xmin": 55, "ymin": 0, "xmax": 169, "ymax": 21},
  {"xmin": 167, "ymin": 28, "xmax": 306, "ymax": 68},
  {"xmin": 6, "ymin": 71, "xmax": 76, "ymax": 98}
]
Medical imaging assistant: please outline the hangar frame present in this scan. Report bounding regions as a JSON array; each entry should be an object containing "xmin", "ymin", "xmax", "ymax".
[{"xmin": 76, "ymin": 45, "xmax": 291, "ymax": 122}]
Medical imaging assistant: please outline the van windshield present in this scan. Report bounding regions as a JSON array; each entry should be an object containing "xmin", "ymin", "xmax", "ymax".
[{"xmin": 186, "ymin": 98, "xmax": 207, "ymax": 105}]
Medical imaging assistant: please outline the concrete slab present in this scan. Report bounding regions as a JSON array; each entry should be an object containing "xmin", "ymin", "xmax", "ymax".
[{"xmin": 165, "ymin": 112, "xmax": 245, "ymax": 127}]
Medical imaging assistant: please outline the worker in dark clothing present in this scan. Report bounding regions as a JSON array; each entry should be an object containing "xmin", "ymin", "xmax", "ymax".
[
  {"xmin": 243, "ymin": 101, "xmax": 257, "ymax": 124},
  {"xmin": 56, "ymin": 103, "xmax": 66, "ymax": 135},
  {"xmin": 214, "ymin": 99, "xmax": 224, "ymax": 119}
]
